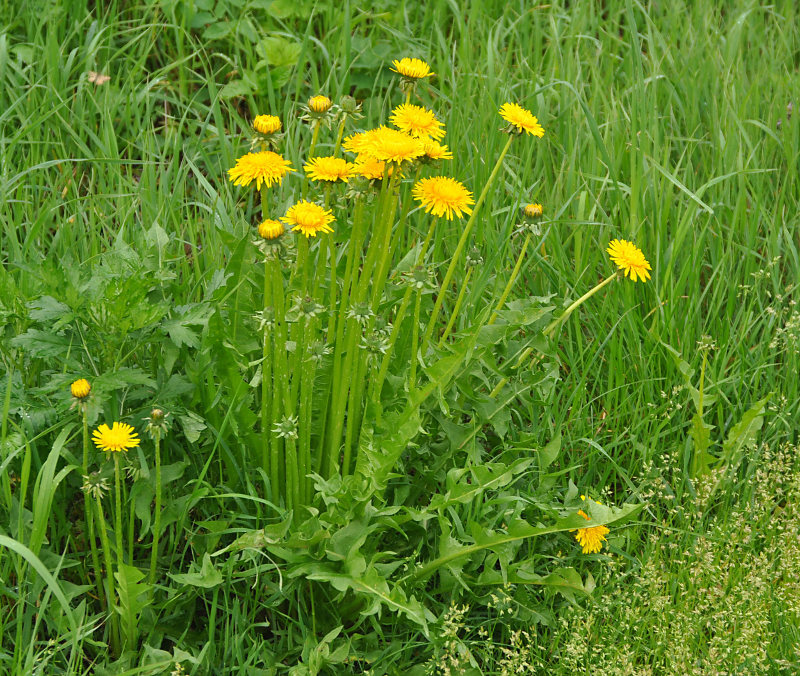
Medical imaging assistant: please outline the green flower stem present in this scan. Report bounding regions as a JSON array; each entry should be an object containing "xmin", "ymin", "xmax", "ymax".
[
  {"xmin": 327, "ymin": 234, "xmax": 338, "ymax": 343},
  {"xmin": 260, "ymin": 185, "xmax": 270, "ymax": 220},
  {"xmin": 488, "ymin": 233, "xmax": 531, "ymax": 325},
  {"xmin": 298, "ymin": 317, "xmax": 314, "ymax": 504},
  {"xmin": 421, "ymin": 135, "xmax": 514, "ymax": 353},
  {"xmin": 372, "ymin": 217, "xmax": 438, "ymax": 410},
  {"xmin": 148, "ymin": 431, "xmax": 162, "ymax": 589},
  {"xmin": 333, "ymin": 117, "xmax": 346, "ymax": 156},
  {"xmin": 342, "ymin": 347, "xmax": 368, "ymax": 476},
  {"xmin": 94, "ymin": 493, "xmax": 119, "ymax": 656},
  {"xmin": 408, "ymin": 290, "xmax": 423, "ymax": 390},
  {"xmin": 261, "ymin": 261, "xmax": 273, "ymax": 479},
  {"xmin": 542, "ymin": 271, "xmax": 620, "ymax": 339},
  {"xmin": 113, "ymin": 454, "xmax": 124, "ymax": 568},
  {"xmin": 387, "ymin": 165, "xmax": 423, "ymax": 266},
  {"xmin": 439, "ymin": 266, "xmax": 473, "ymax": 345},
  {"xmin": 269, "ymin": 258, "xmax": 287, "ymax": 506},
  {"xmin": 81, "ymin": 411, "xmax": 104, "ymax": 609},
  {"xmin": 314, "ymin": 199, "xmax": 366, "ymax": 473},
  {"xmin": 308, "ymin": 120, "xmax": 322, "ymax": 160},
  {"xmin": 369, "ymin": 171, "xmax": 403, "ymax": 309},
  {"xmin": 488, "ymin": 271, "xmax": 621, "ymax": 399},
  {"xmin": 325, "ymin": 176, "xmax": 392, "ymax": 477}
]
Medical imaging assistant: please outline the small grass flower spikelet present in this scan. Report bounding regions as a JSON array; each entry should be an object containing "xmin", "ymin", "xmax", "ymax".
[
  {"xmin": 361, "ymin": 127, "xmax": 425, "ymax": 164},
  {"xmin": 92, "ymin": 422, "xmax": 140, "ymax": 453},
  {"xmin": 607, "ymin": 239, "xmax": 652, "ymax": 282},
  {"xmin": 228, "ymin": 151, "xmax": 292, "ymax": 190},
  {"xmin": 499, "ymin": 102, "xmax": 545, "ymax": 137},
  {"xmin": 308, "ymin": 95, "xmax": 332, "ymax": 113},
  {"xmin": 282, "ymin": 200, "xmax": 334, "ymax": 238},
  {"xmin": 391, "ymin": 58, "xmax": 434, "ymax": 80},
  {"xmin": 258, "ymin": 219, "xmax": 284, "ymax": 240},
  {"xmin": 412, "ymin": 176, "xmax": 475, "ymax": 220},
  {"xmin": 573, "ymin": 509, "xmax": 610, "ymax": 554},
  {"xmin": 304, "ymin": 156, "xmax": 354, "ymax": 183},
  {"xmin": 253, "ymin": 115, "xmax": 281, "ymax": 135},
  {"xmin": 70, "ymin": 378, "xmax": 91, "ymax": 399},
  {"xmin": 390, "ymin": 103, "xmax": 445, "ymax": 140}
]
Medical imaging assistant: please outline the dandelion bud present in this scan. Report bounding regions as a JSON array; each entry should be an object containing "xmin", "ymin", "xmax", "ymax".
[
  {"xmin": 253, "ymin": 114, "xmax": 281, "ymax": 135},
  {"xmin": 340, "ymin": 95, "xmax": 359, "ymax": 114},
  {"xmin": 258, "ymin": 219, "xmax": 285, "ymax": 240},
  {"xmin": 71, "ymin": 378, "xmax": 91, "ymax": 399},
  {"xmin": 523, "ymin": 203, "xmax": 543, "ymax": 219},
  {"xmin": 308, "ymin": 95, "xmax": 332, "ymax": 113}
]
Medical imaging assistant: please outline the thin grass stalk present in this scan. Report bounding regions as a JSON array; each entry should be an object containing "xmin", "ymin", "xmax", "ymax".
[{"xmin": 421, "ymin": 135, "xmax": 514, "ymax": 353}]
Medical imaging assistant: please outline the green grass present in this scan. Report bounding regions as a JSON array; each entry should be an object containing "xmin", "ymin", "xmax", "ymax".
[{"xmin": 1, "ymin": 0, "xmax": 799, "ymax": 673}]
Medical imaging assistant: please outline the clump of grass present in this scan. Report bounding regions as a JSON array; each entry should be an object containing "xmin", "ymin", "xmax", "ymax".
[{"xmin": 551, "ymin": 441, "xmax": 800, "ymax": 674}]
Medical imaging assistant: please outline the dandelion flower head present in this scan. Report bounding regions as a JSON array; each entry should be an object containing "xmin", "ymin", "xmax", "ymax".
[
  {"xmin": 304, "ymin": 156, "xmax": 355, "ymax": 183},
  {"xmin": 70, "ymin": 378, "xmax": 91, "ymax": 399},
  {"xmin": 499, "ymin": 102, "xmax": 545, "ymax": 137},
  {"xmin": 281, "ymin": 200, "xmax": 335, "ymax": 238},
  {"xmin": 258, "ymin": 219, "xmax": 285, "ymax": 240},
  {"xmin": 93, "ymin": 422, "xmax": 140, "ymax": 453},
  {"xmin": 412, "ymin": 176, "xmax": 475, "ymax": 220},
  {"xmin": 360, "ymin": 126, "xmax": 425, "ymax": 164},
  {"xmin": 573, "ymin": 509, "xmax": 610, "ymax": 554},
  {"xmin": 391, "ymin": 58, "xmax": 434, "ymax": 80},
  {"xmin": 390, "ymin": 103, "xmax": 445, "ymax": 141},
  {"xmin": 228, "ymin": 151, "xmax": 293, "ymax": 190},
  {"xmin": 253, "ymin": 115, "xmax": 281, "ymax": 135},
  {"xmin": 606, "ymin": 239, "xmax": 651, "ymax": 282},
  {"xmin": 354, "ymin": 156, "xmax": 390, "ymax": 181},
  {"xmin": 308, "ymin": 95, "xmax": 332, "ymax": 113},
  {"xmin": 343, "ymin": 129, "xmax": 381, "ymax": 155},
  {"xmin": 422, "ymin": 140, "xmax": 453, "ymax": 161}
]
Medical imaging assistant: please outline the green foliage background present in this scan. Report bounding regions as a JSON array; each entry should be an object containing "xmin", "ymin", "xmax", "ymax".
[{"xmin": 1, "ymin": 0, "xmax": 799, "ymax": 673}]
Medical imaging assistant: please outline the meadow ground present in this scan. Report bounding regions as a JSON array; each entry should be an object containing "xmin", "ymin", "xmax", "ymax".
[{"xmin": 1, "ymin": 0, "xmax": 799, "ymax": 674}]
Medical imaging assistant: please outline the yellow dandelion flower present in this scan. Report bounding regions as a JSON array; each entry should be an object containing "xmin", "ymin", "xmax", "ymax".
[
  {"xmin": 354, "ymin": 156, "xmax": 389, "ymax": 181},
  {"xmin": 281, "ymin": 200, "xmax": 334, "ymax": 238},
  {"xmin": 228, "ymin": 151, "xmax": 293, "ymax": 190},
  {"xmin": 499, "ymin": 102, "xmax": 545, "ymax": 137},
  {"xmin": 70, "ymin": 378, "xmax": 91, "ymax": 399},
  {"xmin": 253, "ymin": 115, "xmax": 281, "ymax": 134},
  {"xmin": 606, "ymin": 239, "xmax": 651, "ymax": 282},
  {"xmin": 304, "ymin": 156, "xmax": 355, "ymax": 183},
  {"xmin": 572, "ymin": 509, "xmax": 610, "ymax": 554},
  {"xmin": 92, "ymin": 422, "xmax": 140, "ymax": 453},
  {"xmin": 524, "ymin": 203, "xmax": 543, "ymax": 218},
  {"xmin": 361, "ymin": 126, "xmax": 425, "ymax": 164},
  {"xmin": 391, "ymin": 57, "xmax": 434, "ymax": 80},
  {"xmin": 422, "ymin": 140, "xmax": 453, "ymax": 161},
  {"xmin": 412, "ymin": 176, "xmax": 475, "ymax": 220},
  {"xmin": 342, "ymin": 129, "xmax": 380, "ymax": 155},
  {"xmin": 258, "ymin": 219, "xmax": 284, "ymax": 240},
  {"xmin": 390, "ymin": 103, "xmax": 445, "ymax": 140},
  {"xmin": 308, "ymin": 95, "xmax": 332, "ymax": 113}
]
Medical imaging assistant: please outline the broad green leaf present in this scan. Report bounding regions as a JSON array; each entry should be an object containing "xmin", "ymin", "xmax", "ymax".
[
  {"xmin": 721, "ymin": 394, "xmax": 771, "ymax": 465},
  {"xmin": 115, "ymin": 564, "xmax": 151, "ymax": 650},
  {"xmin": 169, "ymin": 553, "xmax": 223, "ymax": 588}
]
